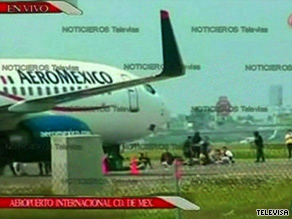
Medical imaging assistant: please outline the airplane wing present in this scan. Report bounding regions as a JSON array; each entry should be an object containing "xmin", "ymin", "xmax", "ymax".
[
  {"xmin": 7, "ymin": 10, "xmax": 185, "ymax": 113},
  {"xmin": 0, "ymin": 104, "xmax": 12, "ymax": 113}
]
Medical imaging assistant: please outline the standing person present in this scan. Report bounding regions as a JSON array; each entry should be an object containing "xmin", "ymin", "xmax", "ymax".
[
  {"xmin": 44, "ymin": 162, "xmax": 51, "ymax": 175},
  {"xmin": 192, "ymin": 131, "xmax": 202, "ymax": 159},
  {"xmin": 254, "ymin": 131, "xmax": 265, "ymax": 162},
  {"xmin": 200, "ymin": 136, "xmax": 211, "ymax": 165},
  {"xmin": 38, "ymin": 162, "xmax": 51, "ymax": 176},
  {"xmin": 38, "ymin": 162, "xmax": 44, "ymax": 176},
  {"xmin": 285, "ymin": 130, "xmax": 292, "ymax": 159},
  {"xmin": 183, "ymin": 136, "xmax": 193, "ymax": 160}
]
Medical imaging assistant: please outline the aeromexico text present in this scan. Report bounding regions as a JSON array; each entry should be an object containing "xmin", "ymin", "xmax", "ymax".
[{"xmin": 17, "ymin": 70, "xmax": 113, "ymax": 85}]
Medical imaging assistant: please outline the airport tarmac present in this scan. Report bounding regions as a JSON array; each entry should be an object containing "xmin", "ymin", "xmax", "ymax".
[
  {"xmin": 0, "ymin": 159, "xmax": 291, "ymax": 195},
  {"xmin": 2, "ymin": 159, "xmax": 292, "ymax": 177}
]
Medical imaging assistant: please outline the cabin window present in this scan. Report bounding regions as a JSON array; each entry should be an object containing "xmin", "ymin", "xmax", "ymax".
[
  {"xmin": 63, "ymin": 87, "xmax": 67, "ymax": 93},
  {"xmin": 20, "ymin": 87, "xmax": 26, "ymax": 96},
  {"xmin": 28, "ymin": 87, "xmax": 33, "ymax": 96},
  {"xmin": 54, "ymin": 87, "xmax": 59, "ymax": 94},
  {"xmin": 46, "ymin": 87, "xmax": 51, "ymax": 95},
  {"xmin": 70, "ymin": 86, "xmax": 75, "ymax": 91},
  {"xmin": 3, "ymin": 87, "xmax": 8, "ymax": 94},
  {"xmin": 37, "ymin": 87, "xmax": 43, "ymax": 96},
  {"xmin": 12, "ymin": 87, "xmax": 17, "ymax": 95}
]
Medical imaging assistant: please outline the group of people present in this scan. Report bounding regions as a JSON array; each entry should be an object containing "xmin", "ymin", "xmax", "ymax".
[
  {"xmin": 209, "ymin": 147, "xmax": 234, "ymax": 164},
  {"xmin": 183, "ymin": 132, "xmax": 234, "ymax": 165},
  {"xmin": 129, "ymin": 152, "xmax": 153, "ymax": 170},
  {"xmin": 96, "ymin": 129, "xmax": 292, "ymax": 174},
  {"xmin": 182, "ymin": 129, "xmax": 292, "ymax": 165},
  {"xmin": 183, "ymin": 130, "xmax": 266, "ymax": 164},
  {"xmin": 128, "ymin": 149, "xmax": 182, "ymax": 170},
  {"xmin": 132, "ymin": 150, "xmax": 179, "ymax": 170}
]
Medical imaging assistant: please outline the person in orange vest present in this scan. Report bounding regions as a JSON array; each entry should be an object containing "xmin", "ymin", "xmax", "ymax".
[
  {"xmin": 285, "ymin": 129, "xmax": 292, "ymax": 159},
  {"xmin": 130, "ymin": 156, "xmax": 140, "ymax": 175}
]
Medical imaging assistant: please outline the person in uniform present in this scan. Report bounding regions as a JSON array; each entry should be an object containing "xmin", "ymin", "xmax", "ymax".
[
  {"xmin": 285, "ymin": 130, "xmax": 292, "ymax": 159},
  {"xmin": 254, "ymin": 131, "xmax": 265, "ymax": 162},
  {"xmin": 192, "ymin": 132, "xmax": 202, "ymax": 159},
  {"xmin": 183, "ymin": 136, "xmax": 193, "ymax": 163}
]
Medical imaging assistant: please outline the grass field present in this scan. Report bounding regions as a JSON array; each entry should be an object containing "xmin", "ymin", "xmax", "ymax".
[{"xmin": 0, "ymin": 143, "xmax": 291, "ymax": 219}]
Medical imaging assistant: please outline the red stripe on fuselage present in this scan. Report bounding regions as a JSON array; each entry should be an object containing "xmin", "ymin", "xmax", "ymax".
[
  {"xmin": 0, "ymin": 91, "xmax": 24, "ymax": 101},
  {"xmin": 53, "ymin": 106, "xmax": 111, "ymax": 112}
]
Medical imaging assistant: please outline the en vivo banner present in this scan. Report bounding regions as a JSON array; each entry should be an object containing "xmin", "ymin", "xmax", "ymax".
[{"xmin": 0, "ymin": 1, "xmax": 82, "ymax": 15}]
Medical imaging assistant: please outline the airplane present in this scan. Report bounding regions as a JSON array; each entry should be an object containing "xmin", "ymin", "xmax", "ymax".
[{"xmin": 0, "ymin": 10, "xmax": 185, "ymax": 173}]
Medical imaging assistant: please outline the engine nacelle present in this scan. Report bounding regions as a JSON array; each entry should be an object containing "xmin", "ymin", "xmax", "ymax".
[
  {"xmin": 0, "ymin": 129, "xmax": 33, "ymax": 163},
  {"xmin": 0, "ymin": 115, "xmax": 92, "ymax": 163}
]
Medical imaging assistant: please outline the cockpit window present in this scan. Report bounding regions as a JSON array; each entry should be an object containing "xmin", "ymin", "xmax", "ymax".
[{"xmin": 144, "ymin": 84, "xmax": 156, "ymax": 95}]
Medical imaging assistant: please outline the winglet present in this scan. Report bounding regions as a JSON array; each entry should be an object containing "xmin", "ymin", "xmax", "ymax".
[{"xmin": 158, "ymin": 10, "xmax": 185, "ymax": 78}]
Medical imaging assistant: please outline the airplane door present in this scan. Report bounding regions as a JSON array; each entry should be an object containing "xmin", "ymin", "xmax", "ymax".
[{"xmin": 121, "ymin": 74, "xmax": 139, "ymax": 112}]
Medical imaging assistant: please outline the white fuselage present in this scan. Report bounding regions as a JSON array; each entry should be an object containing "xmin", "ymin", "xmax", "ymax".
[{"xmin": 0, "ymin": 59, "xmax": 169, "ymax": 144}]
